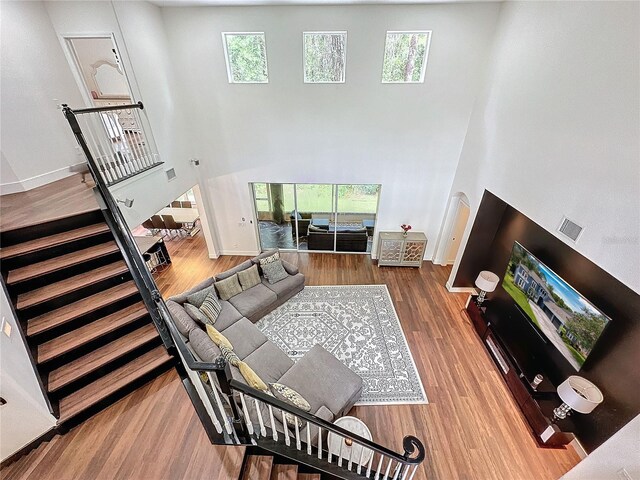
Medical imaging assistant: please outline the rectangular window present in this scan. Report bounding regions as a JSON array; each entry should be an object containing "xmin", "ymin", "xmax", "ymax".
[
  {"xmin": 303, "ymin": 32, "xmax": 347, "ymax": 83},
  {"xmin": 222, "ymin": 32, "xmax": 268, "ymax": 83},
  {"xmin": 381, "ymin": 31, "xmax": 432, "ymax": 83}
]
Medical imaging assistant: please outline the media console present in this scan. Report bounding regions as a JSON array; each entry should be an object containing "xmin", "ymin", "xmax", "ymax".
[{"xmin": 466, "ymin": 297, "xmax": 576, "ymax": 448}]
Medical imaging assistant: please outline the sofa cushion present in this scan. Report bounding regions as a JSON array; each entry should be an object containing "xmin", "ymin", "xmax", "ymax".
[
  {"xmin": 228, "ymin": 284, "xmax": 277, "ymax": 319},
  {"xmin": 215, "ymin": 274, "xmax": 243, "ymax": 301},
  {"xmin": 214, "ymin": 301, "xmax": 244, "ymax": 332},
  {"xmin": 200, "ymin": 292, "xmax": 222, "ymax": 324},
  {"xmin": 168, "ymin": 277, "xmax": 215, "ymax": 304},
  {"xmin": 278, "ymin": 344, "xmax": 363, "ymax": 417},
  {"xmin": 186, "ymin": 284, "xmax": 217, "ymax": 308},
  {"xmin": 237, "ymin": 264, "xmax": 261, "ymax": 290},
  {"xmin": 230, "ymin": 341, "xmax": 294, "ymax": 385},
  {"xmin": 262, "ymin": 273, "xmax": 304, "ymax": 298},
  {"xmin": 167, "ymin": 300, "xmax": 199, "ymax": 338},
  {"xmin": 262, "ymin": 260, "xmax": 289, "ymax": 284},
  {"xmin": 222, "ymin": 317, "xmax": 269, "ymax": 360},
  {"xmin": 189, "ymin": 327, "xmax": 220, "ymax": 362},
  {"xmin": 215, "ymin": 260, "xmax": 252, "ymax": 282}
]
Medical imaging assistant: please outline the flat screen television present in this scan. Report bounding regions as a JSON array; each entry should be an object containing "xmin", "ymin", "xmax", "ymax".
[{"xmin": 502, "ymin": 241, "xmax": 611, "ymax": 371}]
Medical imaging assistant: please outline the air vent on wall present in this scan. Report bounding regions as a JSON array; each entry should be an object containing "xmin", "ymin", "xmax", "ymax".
[
  {"xmin": 558, "ymin": 216, "xmax": 583, "ymax": 242},
  {"xmin": 165, "ymin": 168, "xmax": 176, "ymax": 181}
]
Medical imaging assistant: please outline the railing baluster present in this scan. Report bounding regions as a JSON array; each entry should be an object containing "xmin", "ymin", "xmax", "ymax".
[
  {"xmin": 238, "ymin": 393, "xmax": 253, "ymax": 435},
  {"xmin": 103, "ymin": 112, "xmax": 130, "ymax": 177},
  {"xmin": 366, "ymin": 452, "xmax": 374, "ymax": 478},
  {"xmin": 282, "ymin": 410, "xmax": 291, "ymax": 447},
  {"xmin": 254, "ymin": 398, "xmax": 266, "ymax": 437},
  {"xmin": 268, "ymin": 405, "xmax": 278, "ymax": 442},
  {"xmin": 96, "ymin": 113, "xmax": 125, "ymax": 181},
  {"xmin": 317, "ymin": 426, "xmax": 323, "ymax": 460},
  {"xmin": 86, "ymin": 115, "xmax": 117, "ymax": 184},
  {"xmin": 306, "ymin": 421, "xmax": 312, "ymax": 456},
  {"xmin": 401, "ymin": 464, "xmax": 410, "ymax": 480},
  {"xmin": 392, "ymin": 462, "xmax": 401, "ymax": 480},
  {"xmin": 383, "ymin": 458, "xmax": 392, "ymax": 480},
  {"xmin": 121, "ymin": 123, "xmax": 143, "ymax": 173},
  {"xmin": 338, "ymin": 437, "xmax": 344, "ymax": 467},
  {"xmin": 408, "ymin": 465, "xmax": 418, "ymax": 480},
  {"xmin": 206, "ymin": 372, "xmax": 233, "ymax": 435},
  {"xmin": 374, "ymin": 455, "xmax": 383, "ymax": 480},
  {"xmin": 132, "ymin": 109, "xmax": 155, "ymax": 166},
  {"xmin": 327, "ymin": 437, "xmax": 333, "ymax": 464},
  {"xmin": 80, "ymin": 116, "xmax": 111, "ymax": 184},
  {"xmin": 294, "ymin": 416, "xmax": 301, "ymax": 451},
  {"xmin": 347, "ymin": 441, "xmax": 354, "ymax": 471},
  {"xmin": 358, "ymin": 444, "xmax": 366, "ymax": 474}
]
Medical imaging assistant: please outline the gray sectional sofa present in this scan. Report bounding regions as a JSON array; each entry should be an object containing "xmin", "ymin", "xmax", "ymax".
[{"xmin": 165, "ymin": 250, "xmax": 363, "ymax": 437}]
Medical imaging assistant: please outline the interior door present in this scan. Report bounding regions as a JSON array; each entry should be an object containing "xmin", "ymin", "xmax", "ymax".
[{"xmin": 445, "ymin": 199, "xmax": 470, "ymax": 264}]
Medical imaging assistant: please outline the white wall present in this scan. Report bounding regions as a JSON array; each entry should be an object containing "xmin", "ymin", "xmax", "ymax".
[
  {"xmin": 561, "ymin": 414, "xmax": 640, "ymax": 480},
  {"xmin": 0, "ymin": 0, "xmax": 85, "ymax": 194},
  {"xmin": 0, "ymin": 289, "xmax": 56, "ymax": 461},
  {"xmin": 161, "ymin": 3, "xmax": 501, "ymax": 256},
  {"xmin": 446, "ymin": 1, "xmax": 640, "ymax": 293},
  {"xmin": 43, "ymin": 0, "xmax": 204, "ymax": 229}
]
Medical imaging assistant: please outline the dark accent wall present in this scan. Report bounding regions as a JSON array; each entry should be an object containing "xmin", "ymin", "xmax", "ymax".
[{"xmin": 454, "ymin": 190, "xmax": 640, "ymax": 452}]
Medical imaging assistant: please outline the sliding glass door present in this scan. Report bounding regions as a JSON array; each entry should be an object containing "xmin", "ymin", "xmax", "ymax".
[{"xmin": 252, "ymin": 183, "xmax": 380, "ymax": 253}]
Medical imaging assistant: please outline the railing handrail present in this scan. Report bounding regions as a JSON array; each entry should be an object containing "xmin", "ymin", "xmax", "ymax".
[{"xmin": 69, "ymin": 101, "xmax": 144, "ymax": 115}]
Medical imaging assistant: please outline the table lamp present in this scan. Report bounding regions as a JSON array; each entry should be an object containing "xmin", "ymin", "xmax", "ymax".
[
  {"xmin": 475, "ymin": 271, "xmax": 499, "ymax": 305},
  {"xmin": 552, "ymin": 376, "xmax": 603, "ymax": 422}
]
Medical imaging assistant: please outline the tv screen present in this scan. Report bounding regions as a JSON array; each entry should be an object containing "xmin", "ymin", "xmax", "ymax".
[{"xmin": 502, "ymin": 241, "xmax": 611, "ymax": 371}]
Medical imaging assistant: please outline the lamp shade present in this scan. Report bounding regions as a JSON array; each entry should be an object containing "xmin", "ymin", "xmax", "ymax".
[
  {"xmin": 557, "ymin": 376, "xmax": 604, "ymax": 414},
  {"xmin": 475, "ymin": 271, "xmax": 500, "ymax": 292}
]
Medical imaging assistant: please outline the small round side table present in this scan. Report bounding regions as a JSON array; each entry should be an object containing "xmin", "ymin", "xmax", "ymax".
[{"xmin": 327, "ymin": 416, "xmax": 373, "ymax": 467}]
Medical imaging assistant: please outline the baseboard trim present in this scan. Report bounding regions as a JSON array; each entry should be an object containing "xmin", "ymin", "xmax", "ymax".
[
  {"xmin": 0, "ymin": 163, "xmax": 86, "ymax": 195},
  {"xmin": 219, "ymin": 250, "xmax": 261, "ymax": 257},
  {"xmin": 208, "ymin": 253, "xmax": 219, "ymax": 259},
  {"xmin": 569, "ymin": 438, "xmax": 588, "ymax": 459},
  {"xmin": 445, "ymin": 281, "xmax": 477, "ymax": 294}
]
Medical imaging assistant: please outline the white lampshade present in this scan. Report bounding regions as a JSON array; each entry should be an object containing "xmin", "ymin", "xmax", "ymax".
[
  {"xmin": 475, "ymin": 271, "xmax": 500, "ymax": 292},
  {"xmin": 557, "ymin": 376, "xmax": 604, "ymax": 414}
]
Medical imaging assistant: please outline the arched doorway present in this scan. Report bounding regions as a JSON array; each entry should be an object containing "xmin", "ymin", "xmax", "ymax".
[{"xmin": 436, "ymin": 192, "xmax": 471, "ymax": 266}]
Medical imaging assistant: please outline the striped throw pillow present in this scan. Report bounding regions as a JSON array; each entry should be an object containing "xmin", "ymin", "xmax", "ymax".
[{"xmin": 199, "ymin": 292, "xmax": 222, "ymax": 324}]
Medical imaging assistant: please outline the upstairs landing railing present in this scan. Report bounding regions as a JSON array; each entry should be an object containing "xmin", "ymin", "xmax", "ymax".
[
  {"xmin": 63, "ymin": 102, "xmax": 162, "ymax": 186},
  {"xmin": 62, "ymin": 102, "xmax": 426, "ymax": 480}
]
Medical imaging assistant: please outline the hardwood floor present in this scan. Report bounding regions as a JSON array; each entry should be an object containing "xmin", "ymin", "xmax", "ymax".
[
  {"xmin": 2, "ymin": 231, "xmax": 580, "ymax": 479},
  {"xmin": 0, "ymin": 175, "xmax": 98, "ymax": 233}
]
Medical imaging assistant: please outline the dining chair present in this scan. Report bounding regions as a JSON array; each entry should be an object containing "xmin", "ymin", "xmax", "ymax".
[{"xmin": 162, "ymin": 214, "xmax": 185, "ymax": 237}]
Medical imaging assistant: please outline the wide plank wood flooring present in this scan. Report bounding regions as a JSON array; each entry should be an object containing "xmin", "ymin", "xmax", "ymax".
[{"xmin": 1, "ymin": 231, "xmax": 580, "ymax": 479}]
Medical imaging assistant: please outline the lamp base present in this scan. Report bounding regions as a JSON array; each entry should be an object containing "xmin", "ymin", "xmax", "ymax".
[
  {"xmin": 476, "ymin": 290, "xmax": 487, "ymax": 305},
  {"xmin": 552, "ymin": 403, "xmax": 572, "ymax": 422}
]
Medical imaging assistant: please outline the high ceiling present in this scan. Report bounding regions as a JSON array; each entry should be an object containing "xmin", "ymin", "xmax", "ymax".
[{"xmin": 149, "ymin": 0, "xmax": 498, "ymax": 7}]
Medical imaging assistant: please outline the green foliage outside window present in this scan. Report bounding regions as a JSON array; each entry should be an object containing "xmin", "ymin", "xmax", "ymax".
[
  {"xmin": 225, "ymin": 33, "xmax": 268, "ymax": 83},
  {"xmin": 304, "ymin": 33, "xmax": 346, "ymax": 83},
  {"xmin": 382, "ymin": 32, "xmax": 430, "ymax": 83}
]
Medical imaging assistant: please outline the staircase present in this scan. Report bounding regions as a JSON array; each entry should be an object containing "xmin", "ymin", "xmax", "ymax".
[
  {"xmin": 241, "ymin": 454, "xmax": 321, "ymax": 480},
  {"xmin": 0, "ymin": 209, "xmax": 174, "ymax": 426}
]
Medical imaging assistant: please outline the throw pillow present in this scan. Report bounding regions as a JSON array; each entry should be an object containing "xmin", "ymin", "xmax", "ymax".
[
  {"xmin": 262, "ymin": 260, "xmax": 288, "ymax": 284},
  {"xmin": 269, "ymin": 383, "xmax": 311, "ymax": 429},
  {"xmin": 258, "ymin": 251, "xmax": 280, "ymax": 266},
  {"xmin": 186, "ymin": 284, "xmax": 217, "ymax": 308},
  {"xmin": 237, "ymin": 264, "xmax": 261, "ymax": 291},
  {"xmin": 199, "ymin": 292, "xmax": 222, "ymax": 324},
  {"xmin": 205, "ymin": 324, "xmax": 233, "ymax": 351},
  {"xmin": 184, "ymin": 302, "xmax": 210, "ymax": 325},
  {"xmin": 215, "ymin": 274, "xmax": 242, "ymax": 301}
]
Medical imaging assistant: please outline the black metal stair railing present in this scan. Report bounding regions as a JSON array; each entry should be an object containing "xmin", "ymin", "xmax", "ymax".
[{"xmin": 63, "ymin": 102, "xmax": 427, "ymax": 480}]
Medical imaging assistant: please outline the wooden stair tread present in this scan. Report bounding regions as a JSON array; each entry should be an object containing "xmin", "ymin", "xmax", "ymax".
[
  {"xmin": 27, "ymin": 281, "xmax": 139, "ymax": 337},
  {"xmin": 58, "ymin": 345, "xmax": 171, "ymax": 422},
  {"xmin": 270, "ymin": 464, "xmax": 298, "ymax": 480},
  {"xmin": 47, "ymin": 323, "xmax": 159, "ymax": 392},
  {"xmin": 243, "ymin": 455, "xmax": 274, "ymax": 480},
  {"xmin": 0, "ymin": 223, "xmax": 109, "ymax": 260},
  {"xmin": 17, "ymin": 260, "xmax": 128, "ymax": 310},
  {"xmin": 7, "ymin": 241, "xmax": 119, "ymax": 284},
  {"xmin": 37, "ymin": 302, "xmax": 149, "ymax": 364}
]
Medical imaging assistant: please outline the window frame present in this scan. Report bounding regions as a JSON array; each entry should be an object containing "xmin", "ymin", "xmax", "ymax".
[
  {"xmin": 381, "ymin": 30, "xmax": 433, "ymax": 84},
  {"xmin": 302, "ymin": 31, "xmax": 348, "ymax": 84},
  {"xmin": 221, "ymin": 31, "xmax": 269, "ymax": 84}
]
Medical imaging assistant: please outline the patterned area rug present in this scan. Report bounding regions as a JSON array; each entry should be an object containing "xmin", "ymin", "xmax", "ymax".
[{"xmin": 256, "ymin": 285, "xmax": 427, "ymax": 405}]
